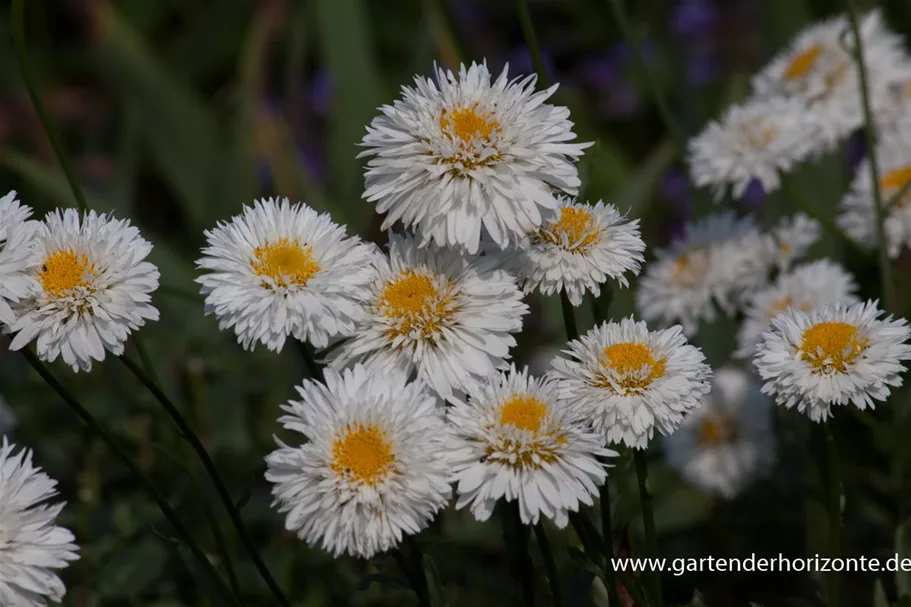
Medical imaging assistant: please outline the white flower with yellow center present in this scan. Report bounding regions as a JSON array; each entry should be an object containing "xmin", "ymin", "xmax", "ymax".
[
  {"xmin": 663, "ymin": 367, "xmax": 775, "ymax": 499},
  {"xmin": 487, "ymin": 198, "xmax": 644, "ymax": 306},
  {"xmin": 8, "ymin": 209, "xmax": 159, "ymax": 372},
  {"xmin": 838, "ymin": 141, "xmax": 911, "ymax": 259},
  {"xmin": 752, "ymin": 300, "xmax": 911, "ymax": 421},
  {"xmin": 448, "ymin": 366, "xmax": 616, "ymax": 527},
  {"xmin": 762, "ymin": 213, "xmax": 821, "ymax": 272},
  {"xmin": 636, "ymin": 212, "xmax": 767, "ymax": 335},
  {"xmin": 549, "ymin": 317, "xmax": 712, "ymax": 449},
  {"xmin": 688, "ymin": 97, "xmax": 821, "ymax": 200},
  {"xmin": 264, "ymin": 365, "xmax": 452, "ymax": 559},
  {"xmin": 359, "ymin": 62, "xmax": 592, "ymax": 254},
  {"xmin": 752, "ymin": 10, "xmax": 908, "ymax": 146},
  {"xmin": 197, "ymin": 198, "xmax": 379, "ymax": 352},
  {"xmin": 0, "ymin": 438, "xmax": 79, "ymax": 606},
  {"xmin": 735, "ymin": 259, "xmax": 858, "ymax": 359},
  {"xmin": 0, "ymin": 191, "xmax": 40, "ymax": 329},
  {"xmin": 327, "ymin": 234, "xmax": 528, "ymax": 402}
]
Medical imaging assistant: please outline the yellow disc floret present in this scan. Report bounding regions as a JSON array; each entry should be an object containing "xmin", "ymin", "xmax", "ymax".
[{"xmin": 331, "ymin": 424, "xmax": 395, "ymax": 486}]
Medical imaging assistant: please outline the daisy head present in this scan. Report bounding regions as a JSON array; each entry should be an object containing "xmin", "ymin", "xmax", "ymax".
[
  {"xmin": 663, "ymin": 366, "xmax": 776, "ymax": 499},
  {"xmin": 196, "ymin": 198, "xmax": 379, "ymax": 352},
  {"xmin": 326, "ymin": 233, "xmax": 528, "ymax": 402},
  {"xmin": 360, "ymin": 61, "xmax": 592, "ymax": 254},
  {"xmin": 688, "ymin": 96, "xmax": 821, "ymax": 200},
  {"xmin": 763, "ymin": 213, "xmax": 821, "ymax": 272},
  {"xmin": 448, "ymin": 366, "xmax": 616, "ymax": 528},
  {"xmin": 752, "ymin": 300, "xmax": 911, "ymax": 421},
  {"xmin": 549, "ymin": 317, "xmax": 712, "ymax": 449},
  {"xmin": 838, "ymin": 139, "xmax": 911, "ymax": 259},
  {"xmin": 636, "ymin": 212, "xmax": 767, "ymax": 336},
  {"xmin": 264, "ymin": 365, "xmax": 452, "ymax": 559},
  {"xmin": 487, "ymin": 198, "xmax": 645, "ymax": 306},
  {"xmin": 0, "ymin": 438, "xmax": 80, "ymax": 606},
  {"xmin": 752, "ymin": 10, "xmax": 908, "ymax": 145},
  {"xmin": 735, "ymin": 259, "xmax": 859, "ymax": 359},
  {"xmin": 8, "ymin": 209, "xmax": 159, "ymax": 372},
  {"xmin": 0, "ymin": 191, "xmax": 40, "ymax": 328}
]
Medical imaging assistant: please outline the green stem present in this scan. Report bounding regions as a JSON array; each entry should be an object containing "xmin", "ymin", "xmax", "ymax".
[
  {"xmin": 560, "ymin": 292, "xmax": 579, "ymax": 342},
  {"xmin": 392, "ymin": 538, "xmax": 431, "ymax": 607},
  {"xmin": 516, "ymin": 0, "xmax": 550, "ymax": 87},
  {"xmin": 11, "ymin": 0, "xmax": 88, "ymax": 212},
  {"xmin": 423, "ymin": 0, "xmax": 463, "ymax": 68},
  {"xmin": 599, "ymin": 480, "xmax": 620, "ymax": 606},
  {"xmin": 844, "ymin": 0, "xmax": 895, "ymax": 313},
  {"xmin": 502, "ymin": 502, "xmax": 536, "ymax": 606},
  {"xmin": 604, "ymin": 0, "xmax": 686, "ymax": 153},
  {"xmin": 20, "ymin": 349, "xmax": 240, "ymax": 607},
  {"xmin": 295, "ymin": 339, "xmax": 324, "ymax": 381},
  {"xmin": 119, "ymin": 355, "xmax": 291, "ymax": 607},
  {"xmin": 779, "ymin": 180, "xmax": 869, "ymax": 258},
  {"xmin": 633, "ymin": 450, "xmax": 663, "ymax": 607},
  {"xmin": 823, "ymin": 424, "xmax": 842, "ymax": 607},
  {"xmin": 533, "ymin": 524, "xmax": 563, "ymax": 607}
]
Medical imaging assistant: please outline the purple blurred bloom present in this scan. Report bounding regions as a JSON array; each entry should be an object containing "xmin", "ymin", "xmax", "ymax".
[
  {"xmin": 847, "ymin": 132, "xmax": 866, "ymax": 171},
  {"xmin": 662, "ymin": 168, "xmax": 693, "ymax": 214},
  {"xmin": 309, "ymin": 71, "xmax": 333, "ymax": 118},
  {"xmin": 686, "ymin": 56, "xmax": 720, "ymax": 86},
  {"xmin": 743, "ymin": 179, "xmax": 767, "ymax": 208},
  {"xmin": 672, "ymin": 0, "xmax": 717, "ymax": 37},
  {"xmin": 299, "ymin": 143, "xmax": 328, "ymax": 187},
  {"xmin": 492, "ymin": 46, "xmax": 556, "ymax": 80}
]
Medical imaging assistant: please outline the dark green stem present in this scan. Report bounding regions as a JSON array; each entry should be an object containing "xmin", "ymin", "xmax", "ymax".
[
  {"xmin": 392, "ymin": 538, "xmax": 432, "ymax": 607},
  {"xmin": 423, "ymin": 0, "xmax": 464, "ymax": 68},
  {"xmin": 20, "ymin": 349, "xmax": 240, "ymax": 607},
  {"xmin": 823, "ymin": 424, "xmax": 842, "ymax": 606},
  {"xmin": 295, "ymin": 339, "xmax": 324, "ymax": 381},
  {"xmin": 634, "ymin": 450, "xmax": 663, "ymax": 607},
  {"xmin": 119, "ymin": 356, "xmax": 291, "ymax": 607},
  {"xmin": 11, "ymin": 0, "xmax": 88, "ymax": 212},
  {"xmin": 599, "ymin": 480, "xmax": 620, "ymax": 606},
  {"xmin": 844, "ymin": 0, "xmax": 895, "ymax": 313},
  {"xmin": 533, "ymin": 524, "xmax": 563, "ymax": 607},
  {"xmin": 516, "ymin": 0, "xmax": 550, "ymax": 87},
  {"xmin": 560, "ymin": 292, "xmax": 579, "ymax": 342},
  {"xmin": 502, "ymin": 502, "xmax": 536, "ymax": 606}
]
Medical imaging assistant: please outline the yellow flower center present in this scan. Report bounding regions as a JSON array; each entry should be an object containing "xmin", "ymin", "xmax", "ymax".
[
  {"xmin": 737, "ymin": 120, "xmax": 776, "ymax": 149},
  {"xmin": 672, "ymin": 248, "xmax": 710, "ymax": 288},
  {"xmin": 39, "ymin": 250, "xmax": 96, "ymax": 298},
  {"xmin": 378, "ymin": 271, "xmax": 456, "ymax": 340},
  {"xmin": 536, "ymin": 207, "xmax": 602, "ymax": 252},
  {"xmin": 698, "ymin": 416, "xmax": 736, "ymax": 446},
  {"xmin": 598, "ymin": 342, "xmax": 666, "ymax": 393},
  {"xmin": 251, "ymin": 238, "xmax": 320, "ymax": 288},
  {"xmin": 880, "ymin": 166, "xmax": 911, "ymax": 208},
  {"xmin": 440, "ymin": 104, "xmax": 499, "ymax": 143},
  {"xmin": 331, "ymin": 424, "xmax": 395, "ymax": 486},
  {"xmin": 499, "ymin": 396, "xmax": 549, "ymax": 432},
  {"xmin": 783, "ymin": 44, "xmax": 823, "ymax": 80},
  {"xmin": 799, "ymin": 321, "xmax": 867, "ymax": 373}
]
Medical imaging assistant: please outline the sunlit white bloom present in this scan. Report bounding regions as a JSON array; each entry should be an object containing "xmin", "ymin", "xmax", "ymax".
[
  {"xmin": 327, "ymin": 234, "xmax": 528, "ymax": 402},
  {"xmin": 448, "ymin": 366, "xmax": 615, "ymax": 527},
  {"xmin": 763, "ymin": 213, "xmax": 822, "ymax": 272},
  {"xmin": 487, "ymin": 198, "xmax": 644, "ymax": 306},
  {"xmin": 197, "ymin": 198, "xmax": 378, "ymax": 352},
  {"xmin": 0, "ymin": 438, "xmax": 79, "ymax": 606},
  {"xmin": 752, "ymin": 300, "xmax": 911, "ymax": 421},
  {"xmin": 0, "ymin": 192, "xmax": 40, "ymax": 328},
  {"xmin": 663, "ymin": 366, "xmax": 775, "ymax": 499},
  {"xmin": 636, "ymin": 212, "xmax": 767, "ymax": 335},
  {"xmin": 838, "ymin": 140, "xmax": 911, "ymax": 259},
  {"xmin": 736, "ymin": 259, "xmax": 859, "ymax": 359},
  {"xmin": 360, "ymin": 61, "xmax": 592, "ymax": 254},
  {"xmin": 688, "ymin": 97, "xmax": 821, "ymax": 200},
  {"xmin": 264, "ymin": 365, "xmax": 452, "ymax": 559},
  {"xmin": 8, "ymin": 209, "xmax": 159, "ymax": 372},
  {"xmin": 752, "ymin": 10, "xmax": 909, "ymax": 147},
  {"xmin": 549, "ymin": 317, "xmax": 712, "ymax": 449}
]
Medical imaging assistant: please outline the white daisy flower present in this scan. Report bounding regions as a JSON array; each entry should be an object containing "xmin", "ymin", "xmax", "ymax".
[
  {"xmin": 8, "ymin": 209, "xmax": 159, "ymax": 373},
  {"xmin": 448, "ymin": 366, "xmax": 615, "ymax": 528},
  {"xmin": 549, "ymin": 317, "xmax": 712, "ymax": 449},
  {"xmin": 326, "ymin": 233, "xmax": 528, "ymax": 402},
  {"xmin": 663, "ymin": 366, "xmax": 775, "ymax": 499},
  {"xmin": 0, "ymin": 438, "xmax": 79, "ymax": 606},
  {"xmin": 752, "ymin": 10, "xmax": 909, "ymax": 147},
  {"xmin": 688, "ymin": 96, "xmax": 821, "ymax": 200},
  {"xmin": 735, "ymin": 259, "xmax": 859, "ymax": 359},
  {"xmin": 197, "ymin": 198, "xmax": 378, "ymax": 352},
  {"xmin": 0, "ymin": 192, "xmax": 40, "ymax": 328},
  {"xmin": 636, "ymin": 212, "xmax": 767, "ymax": 335},
  {"xmin": 752, "ymin": 300, "xmax": 911, "ymax": 421},
  {"xmin": 763, "ymin": 213, "xmax": 822, "ymax": 272},
  {"xmin": 838, "ymin": 140, "xmax": 911, "ymax": 259},
  {"xmin": 359, "ymin": 61, "xmax": 592, "ymax": 254},
  {"xmin": 486, "ymin": 198, "xmax": 644, "ymax": 306},
  {"xmin": 264, "ymin": 365, "xmax": 452, "ymax": 559}
]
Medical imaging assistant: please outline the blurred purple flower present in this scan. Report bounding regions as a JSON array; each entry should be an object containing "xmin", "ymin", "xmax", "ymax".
[
  {"xmin": 743, "ymin": 179, "xmax": 766, "ymax": 208},
  {"xmin": 847, "ymin": 133, "xmax": 866, "ymax": 172},
  {"xmin": 299, "ymin": 143, "xmax": 328, "ymax": 187},
  {"xmin": 309, "ymin": 71, "xmax": 333, "ymax": 118},
  {"xmin": 492, "ymin": 46, "xmax": 556, "ymax": 80},
  {"xmin": 672, "ymin": 0, "xmax": 717, "ymax": 37},
  {"xmin": 686, "ymin": 56, "xmax": 720, "ymax": 86},
  {"xmin": 662, "ymin": 168, "xmax": 693, "ymax": 215}
]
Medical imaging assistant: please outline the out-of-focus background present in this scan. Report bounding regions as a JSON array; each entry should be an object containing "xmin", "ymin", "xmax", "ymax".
[{"xmin": 1, "ymin": 0, "xmax": 911, "ymax": 605}]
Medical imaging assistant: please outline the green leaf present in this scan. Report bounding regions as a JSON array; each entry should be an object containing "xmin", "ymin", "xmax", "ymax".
[
  {"xmin": 92, "ymin": 0, "xmax": 220, "ymax": 228},
  {"xmin": 97, "ymin": 537, "xmax": 168, "ymax": 599},
  {"xmin": 874, "ymin": 578, "xmax": 890, "ymax": 607},
  {"xmin": 614, "ymin": 138, "xmax": 677, "ymax": 219},
  {"xmin": 315, "ymin": 0, "xmax": 382, "ymax": 227},
  {"xmin": 423, "ymin": 553, "xmax": 447, "ymax": 607},
  {"xmin": 0, "ymin": 149, "xmax": 115, "ymax": 213}
]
